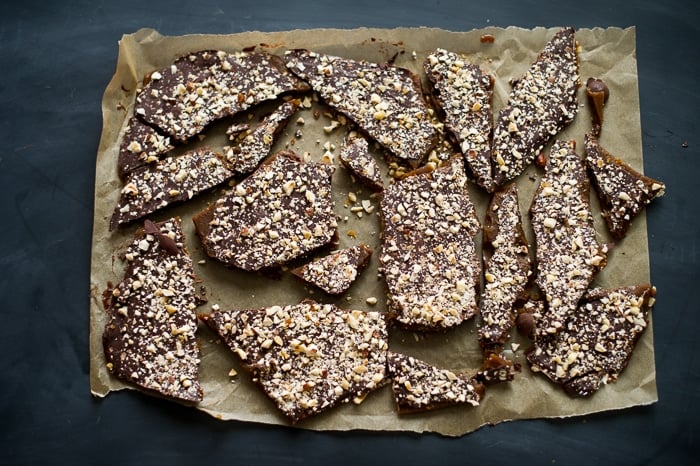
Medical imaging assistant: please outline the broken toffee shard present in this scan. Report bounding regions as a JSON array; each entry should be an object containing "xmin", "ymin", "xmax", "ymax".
[
  {"xmin": 290, "ymin": 243, "xmax": 373, "ymax": 295},
  {"xmin": 424, "ymin": 48, "xmax": 495, "ymax": 191},
  {"xmin": 193, "ymin": 151, "xmax": 337, "ymax": 271},
  {"xmin": 284, "ymin": 49, "xmax": 438, "ymax": 167},
  {"xmin": 530, "ymin": 140, "xmax": 607, "ymax": 336},
  {"xmin": 492, "ymin": 27, "xmax": 580, "ymax": 187},
  {"xmin": 478, "ymin": 183, "xmax": 531, "ymax": 351},
  {"xmin": 110, "ymin": 147, "xmax": 234, "ymax": 231},
  {"xmin": 387, "ymin": 351, "xmax": 484, "ymax": 414},
  {"xmin": 203, "ymin": 300, "xmax": 388, "ymax": 423},
  {"xmin": 526, "ymin": 284, "xmax": 656, "ymax": 397},
  {"xmin": 103, "ymin": 217, "xmax": 203, "ymax": 403},
  {"xmin": 584, "ymin": 133, "xmax": 666, "ymax": 240},
  {"xmin": 135, "ymin": 50, "xmax": 310, "ymax": 142},
  {"xmin": 379, "ymin": 157, "xmax": 481, "ymax": 331}
]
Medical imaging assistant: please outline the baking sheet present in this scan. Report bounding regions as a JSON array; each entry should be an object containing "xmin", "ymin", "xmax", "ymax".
[{"xmin": 89, "ymin": 26, "xmax": 656, "ymax": 437}]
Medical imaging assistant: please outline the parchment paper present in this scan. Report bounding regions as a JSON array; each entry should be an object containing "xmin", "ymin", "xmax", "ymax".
[{"xmin": 89, "ymin": 26, "xmax": 657, "ymax": 437}]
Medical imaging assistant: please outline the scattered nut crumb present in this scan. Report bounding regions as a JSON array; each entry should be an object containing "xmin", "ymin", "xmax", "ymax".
[{"xmin": 323, "ymin": 120, "xmax": 340, "ymax": 133}]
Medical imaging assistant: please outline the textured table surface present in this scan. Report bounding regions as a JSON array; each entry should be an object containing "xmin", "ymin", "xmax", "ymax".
[{"xmin": 1, "ymin": 0, "xmax": 698, "ymax": 464}]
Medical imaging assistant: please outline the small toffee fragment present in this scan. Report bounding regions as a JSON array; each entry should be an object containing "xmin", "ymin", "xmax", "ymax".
[
  {"xmin": 379, "ymin": 156, "xmax": 481, "ymax": 331},
  {"xmin": 117, "ymin": 116, "xmax": 174, "ymax": 179},
  {"xmin": 110, "ymin": 147, "xmax": 234, "ymax": 231},
  {"xmin": 478, "ymin": 183, "xmax": 531, "ymax": 352},
  {"xmin": 225, "ymin": 99, "xmax": 300, "ymax": 175},
  {"xmin": 387, "ymin": 351, "xmax": 484, "ymax": 414},
  {"xmin": 203, "ymin": 300, "xmax": 388, "ymax": 423},
  {"xmin": 526, "ymin": 284, "xmax": 656, "ymax": 397},
  {"xmin": 584, "ymin": 133, "xmax": 666, "ymax": 239},
  {"xmin": 135, "ymin": 50, "xmax": 310, "ymax": 142},
  {"xmin": 284, "ymin": 49, "xmax": 438, "ymax": 167},
  {"xmin": 338, "ymin": 132, "xmax": 384, "ymax": 192},
  {"xmin": 102, "ymin": 217, "xmax": 203, "ymax": 403},
  {"xmin": 291, "ymin": 243, "xmax": 373, "ymax": 295},
  {"xmin": 475, "ymin": 352, "xmax": 521, "ymax": 385},
  {"xmin": 193, "ymin": 151, "xmax": 337, "ymax": 272},
  {"xmin": 530, "ymin": 140, "xmax": 608, "ymax": 336},
  {"xmin": 492, "ymin": 27, "xmax": 580, "ymax": 187},
  {"xmin": 585, "ymin": 77, "xmax": 610, "ymax": 136},
  {"xmin": 424, "ymin": 48, "xmax": 495, "ymax": 191}
]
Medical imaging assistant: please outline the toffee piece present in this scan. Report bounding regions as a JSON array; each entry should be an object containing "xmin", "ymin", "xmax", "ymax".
[
  {"xmin": 584, "ymin": 133, "xmax": 666, "ymax": 239},
  {"xmin": 193, "ymin": 151, "xmax": 337, "ymax": 271},
  {"xmin": 530, "ymin": 140, "xmax": 608, "ymax": 336},
  {"xmin": 492, "ymin": 27, "xmax": 580, "ymax": 187},
  {"xmin": 291, "ymin": 243, "xmax": 373, "ymax": 295},
  {"xmin": 387, "ymin": 351, "xmax": 484, "ymax": 414},
  {"xmin": 110, "ymin": 147, "xmax": 234, "ymax": 231},
  {"xmin": 586, "ymin": 77, "xmax": 610, "ymax": 136},
  {"xmin": 203, "ymin": 300, "xmax": 388, "ymax": 423},
  {"xmin": 379, "ymin": 156, "xmax": 481, "ymax": 331},
  {"xmin": 478, "ymin": 184, "xmax": 531, "ymax": 351},
  {"xmin": 225, "ymin": 99, "xmax": 300, "ymax": 175},
  {"xmin": 117, "ymin": 116, "xmax": 175, "ymax": 179},
  {"xmin": 284, "ymin": 49, "xmax": 438, "ymax": 166},
  {"xmin": 103, "ymin": 218, "xmax": 203, "ymax": 403},
  {"xmin": 135, "ymin": 50, "xmax": 310, "ymax": 142},
  {"xmin": 338, "ymin": 132, "xmax": 384, "ymax": 192},
  {"xmin": 424, "ymin": 48, "xmax": 495, "ymax": 191},
  {"xmin": 527, "ymin": 284, "xmax": 656, "ymax": 397},
  {"xmin": 476, "ymin": 352, "xmax": 521, "ymax": 385}
]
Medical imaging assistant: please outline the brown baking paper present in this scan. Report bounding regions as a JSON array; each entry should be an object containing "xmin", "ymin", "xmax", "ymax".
[{"xmin": 89, "ymin": 26, "xmax": 657, "ymax": 436}]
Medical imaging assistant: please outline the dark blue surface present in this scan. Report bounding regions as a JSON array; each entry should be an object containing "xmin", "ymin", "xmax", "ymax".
[{"xmin": 1, "ymin": 0, "xmax": 699, "ymax": 464}]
